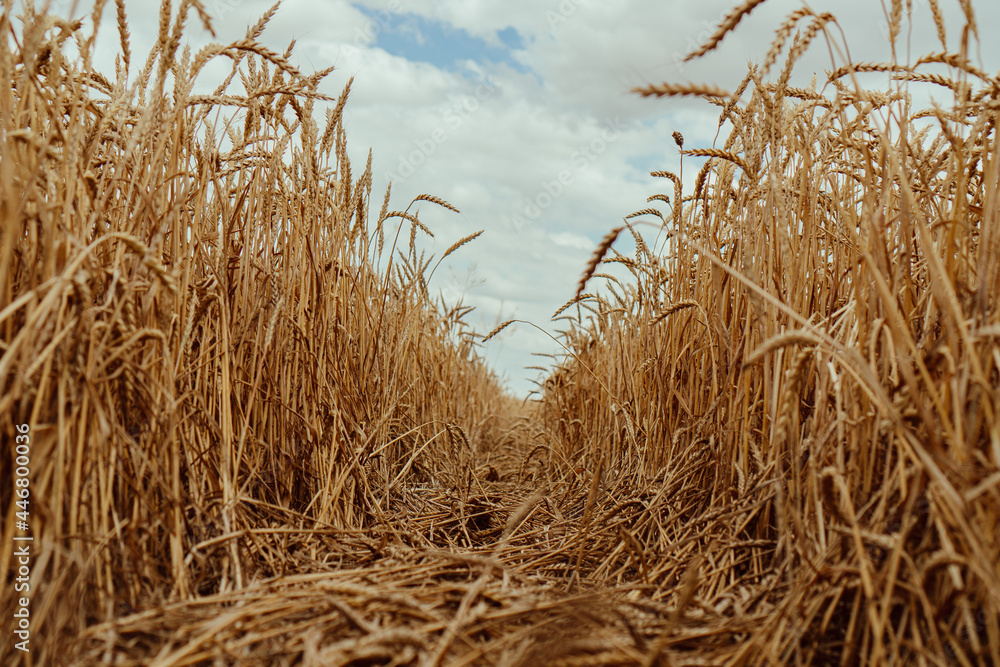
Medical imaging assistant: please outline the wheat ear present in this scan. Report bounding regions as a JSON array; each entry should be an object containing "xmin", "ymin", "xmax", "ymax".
[
  {"xmin": 684, "ymin": 0, "xmax": 769, "ymax": 62},
  {"xmin": 576, "ymin": 226, "xmax": 623, "ymax": 298}
]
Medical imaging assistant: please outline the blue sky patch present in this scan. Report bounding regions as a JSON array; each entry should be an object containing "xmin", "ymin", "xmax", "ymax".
[
  {"xmin": 496, "ymin": 26, "xmax": 523, "ymax": 51},
  {"xmin": 353, "ymin": 6, "xmax": 528, "ymax": 75}
]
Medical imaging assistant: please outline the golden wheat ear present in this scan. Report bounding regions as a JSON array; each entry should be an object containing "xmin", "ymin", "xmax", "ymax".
[
  {"xmin": 482, "ymin": 319, "xmax": 515, "ymax": 343},
  {"xmin": 576, "ymin": 226, "xmax": 623, "ymax": 299}
]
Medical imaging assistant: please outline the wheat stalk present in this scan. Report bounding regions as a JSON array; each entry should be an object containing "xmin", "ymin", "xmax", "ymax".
[
  {"xmin": 684, "ymin": 0, "xmax": 769, "ymax": 62},
  {"xmin": 632, "ymin": 82, "xmax": 730, "ymax": 99},
  {"xmin": 682, "ymin": 148, "xmax": 752, "ymax": 176},
  {"xmin": 576, "ymin": 226, "xmax": 623, "ymax": 299},
  {"xmin": 412, "ymin": 193, "xmax": 460, "ymax": 214}
]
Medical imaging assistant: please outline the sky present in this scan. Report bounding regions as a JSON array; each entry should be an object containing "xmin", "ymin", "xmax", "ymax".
[{"xmin": 43, "ymin": 0, "xmax": 1000, "ymax": 397}]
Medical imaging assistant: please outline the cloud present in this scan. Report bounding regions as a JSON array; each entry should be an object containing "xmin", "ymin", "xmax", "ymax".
[
  {"xmin": 63, "ymin": 0, "xmax": 1000, "ymax": 395},
  {"xmin": 550, "ymin": 232, "xmax": 596, "ymax": 252}
]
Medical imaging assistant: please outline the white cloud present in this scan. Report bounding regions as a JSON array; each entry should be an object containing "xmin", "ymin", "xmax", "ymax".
[
  {"xmin": 60, "ymin": 0, "xmax": 1000, "ymax": 395},
  {"xmin": 550, "ymin": 232, "xmax": 596, "ymax": 252}
]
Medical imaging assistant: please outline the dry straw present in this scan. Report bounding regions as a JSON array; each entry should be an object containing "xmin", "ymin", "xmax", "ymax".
[
  {"xmin": 0, "ymin": 2, "xmax": 514, "ymax": 663},
  {"xmin": 542, "ymin": 0, "xmax": 1000, "ymax": 664},
  {"xmin": 2, "ymin": 0, "xmax": 1000, "ymax": 665}
]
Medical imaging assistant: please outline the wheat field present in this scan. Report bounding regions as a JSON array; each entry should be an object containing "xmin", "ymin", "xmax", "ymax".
[{"xmin": 1, "ymin": 1, "xmax": 998, "ymax": 665}]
